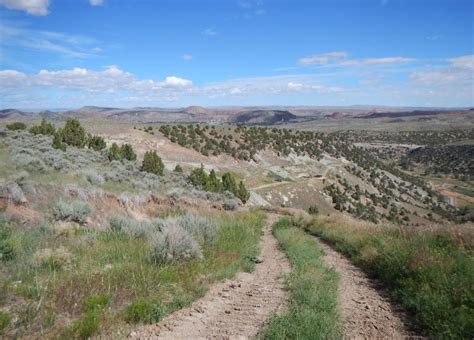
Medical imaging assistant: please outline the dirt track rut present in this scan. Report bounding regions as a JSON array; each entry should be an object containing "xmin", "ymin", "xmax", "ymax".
[
  {"xmin": 130, "ymin": 214, "xmax": 291, "ymax": 339},
  {"xmin": 318, "ymin": 239, "xmax": 419, "ymax": 339}
]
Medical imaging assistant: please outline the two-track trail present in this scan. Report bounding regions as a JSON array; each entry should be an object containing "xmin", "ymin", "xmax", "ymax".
[
  {"xmin": 130, "ymin": 214, "xmax": 291, "ymax": 339},
  {"xmin": 130, "ymin": 212, "xmax": 419, "ymax": 339}
]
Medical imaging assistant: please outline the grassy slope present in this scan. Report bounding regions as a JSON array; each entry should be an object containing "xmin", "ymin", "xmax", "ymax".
[
  {"xmin": 304, "ymin": 215, "xmax": 474, "ymax": 339},
  {"xmin": 263, "ymin": 218, "xmax": 341, "ymax": 340},
  {"xmin": 0, "ymin": 211, "xmax": 265, "ymax": 338}
]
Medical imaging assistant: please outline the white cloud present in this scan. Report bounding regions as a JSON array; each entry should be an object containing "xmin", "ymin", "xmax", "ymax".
[
  {"xmin": 0, "ymin": 66, "xmax": 193, "ymax": 96},
  {"xmin": 410, "ymin": 55, "xmax": 474, "ymax": 86},
  {"xmin": 202, "ymin": 28, "xmax": 217, "ymax": 36},
  {"xmin": 89, "ymin": 0, "xmax": 103, "ymax": 6},
  {"xmin": 287, "ymin": 82, "xmax": 342, "ymax": 93},
  {"xmin": 298, "ymin": 52, "xmax": 416, "ymax": 67},
  {"xmin": 340, "ymin": 57, "xmax": 416, "ymax": 66},
  {"xmin": 164, "ymin": 76, "xmax": 193, "ymax": 87},
  {"xmin": 92, "ymin": 47, "xmax": 102, "ymax": 53},
  {"xmin": 298, "ymin": 52, "xmax": 348, "ymax": 65},
  {"xmin": 181, "ymin": 54, "xmax": 193, "ymax": 61},
  {"xmin": 0, "ymin": 69, "xmax": 27, "ymax": 89},
  {"xmin": 0, "ymin": 0, "xmax": 49, "ymax": 16},
  {"xmin": 447, "ymin": 55, "xmax": 474, "ymax": 69}
]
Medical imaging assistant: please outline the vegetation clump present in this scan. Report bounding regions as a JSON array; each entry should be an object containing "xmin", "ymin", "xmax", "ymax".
[
  {"xmin": 188, "ymin": 165, "xmax": 250, "ymax": 203},
  {"xmin": 29, "ymin": 118, "xmax": 56, "ymax": 136},
  {"xmin": 6, "ymin": 122, "xmax": 26, "ymax": 130},
  {"xmin": 52, "ymin": 200, "xmax": 91, "ymax": 224},
  {"xmin": 61, "ymin": 118, "xmax": 86, "ymax": 147},
  {"xmin": 141, "ymin": 150, "xmax": 164, "ymax": 175}
]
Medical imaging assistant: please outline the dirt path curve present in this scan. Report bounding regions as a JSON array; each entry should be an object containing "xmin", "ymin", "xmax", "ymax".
[
  {"xmin": 130, "ymin": 214, "xmax": 291, "ymax": 339},
  {"xmin": 317, "ymin": 239, "xmax": 418, "ymax": 339}
]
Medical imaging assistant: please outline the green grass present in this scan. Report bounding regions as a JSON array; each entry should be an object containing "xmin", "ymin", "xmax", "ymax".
[
  {"xmin": 305, "ymin": 215, "xmax": 474, "ymax": 339},
  {"xmin": 1, "ymin": 210, "xmax": 265, "ymax": 338},
  {"xmin": 263, "ymin": 218, "xmax": 341, "ymax": 340}
]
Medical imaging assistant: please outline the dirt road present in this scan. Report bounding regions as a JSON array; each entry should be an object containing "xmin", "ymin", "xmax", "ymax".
[{"xmin": 130, "ymin": 214, "xmax": 291, "ymax": 339}]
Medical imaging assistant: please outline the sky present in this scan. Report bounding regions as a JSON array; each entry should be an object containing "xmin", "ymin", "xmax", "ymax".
[{"xmin": 0, "ymin": 0, "xmax": 473, "ymax": 109}]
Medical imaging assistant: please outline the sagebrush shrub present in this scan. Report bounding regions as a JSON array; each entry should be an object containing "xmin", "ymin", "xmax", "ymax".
[
  {"xmin": 12, "ymin": 154, "xmax": 47, "ymax": 173},
  {"xmin": 83, "ymin": 170, "xmax": 104, "ymax": 186},
  {"xmin": 178, "ymin": 213, "xmax": 217, "ymax": 245},
  {"xmin": 53, "ymin": 200, "xmax": 91, "ymax": 224},
  {"xmin": 149, "ymin": 221, "xmax": 202, "ymax": 264}
]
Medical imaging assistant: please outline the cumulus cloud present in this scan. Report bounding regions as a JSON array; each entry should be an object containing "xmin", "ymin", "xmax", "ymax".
[
  {"xmin": 89, "ymin": 0, "xmax": 103, "ymax": 5},
  {"xmin": 298, "ymin": 52, "xmax": 416, "ymax": 67},
  {"xmin": 0, "ymin": 0, "xmax": 49, "ymax": 16},
  {"xmin": 0, "ymin": 66, "xmax": 193, "ymax": 97},
  {"xmin": 181, "ymin": 54, "xmax": 193, "ymax": 61},
  {"xmin": 164, "ymin": 76, "xmax": 193, "ymax": 87}
]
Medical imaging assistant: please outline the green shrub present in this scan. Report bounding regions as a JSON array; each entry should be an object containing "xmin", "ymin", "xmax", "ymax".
[
  {"xmin": 108, "ymin": 143, "xmax": 121, "ymax": 161},
  {"xmin": 308, "ymin": 206, "xmax": 319, "ymax": 215},
  {"xmin": 120, "ymin": 144, "xmax": 137, "ymax": 161},
  {"xmin": 123, "ymin": 298, "xmax": 165, "ymax": 324},
  {"xmin": 222, "ymin": 172, "xmax": 237, "ymax": 193},
  {"xmin": 174, "ymin": 164, "xmax": 183, "ymax": 173},
  {"xmin": 237, "ymin": 180, "xmax": 250, "ymax": 203},
  {"xmin": 61, "ymin": 118, "xmax": 86, "ymax": 147},
  {"xmin": 87, "ymin": 135, "xmax": 106, "ymax": 151},
  {"xmin": 52, "ymin": 200, "xmax": 91, "ymax": 224},
  {"xmin": 6, "ymin": 122, "xmax": 26, "ymax": 130},
  {"xmin": 29, "ymin": 119, "xmax": 55, "ymax": 136},
  {"xmin": 141, "ymin": 150, "xmax": 164, "ymax": 175},
  {"xmin": 52, "ymin": 131, "xmax": 66, "ymax": 151}
]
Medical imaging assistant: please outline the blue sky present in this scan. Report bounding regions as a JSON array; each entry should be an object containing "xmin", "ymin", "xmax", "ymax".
[{"xmin": 0, "ymin": 0, "xmax": 473, "ymax": 109}]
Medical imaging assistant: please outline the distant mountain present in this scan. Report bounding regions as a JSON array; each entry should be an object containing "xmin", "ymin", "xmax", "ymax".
[{"xmin": 231, "ymin": 110, "xmax": 298, "ymax": 125}]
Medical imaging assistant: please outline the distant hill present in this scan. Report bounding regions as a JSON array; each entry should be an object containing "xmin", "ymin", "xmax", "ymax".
[
  {"xmin": 357, "ymin": 110, "xmax": 462, "ymax": 119},
  {"xmin": 0, "ymin": 109, "xmax": 32, "ymax": 120},
  {"xmin": 325, "ymin": 112, "xmax": 346, "ymax": 119},
  {"xmin": 185, "ymin": 106, "xmax": 208, "ymax": 114},
  {"xmin": 231, "ymin": 110, "xmax": 298, "ymax": 125}
]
